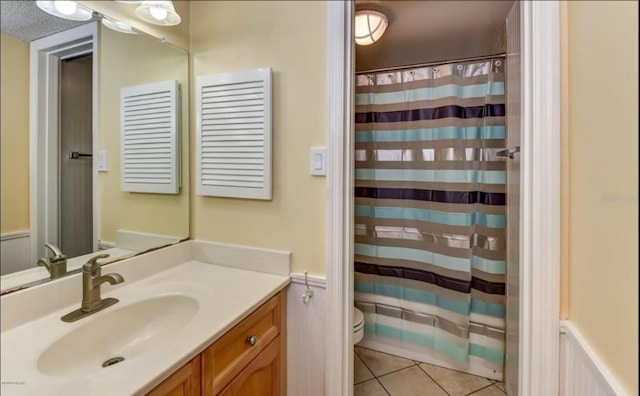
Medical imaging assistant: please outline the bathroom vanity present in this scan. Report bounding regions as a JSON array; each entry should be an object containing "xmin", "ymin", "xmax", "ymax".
[
  {"xmin": 148, "ymin": 290, "xmax": 285, "ymax": 396},
  {"xmin": 0, "ymin": 241, "xmax": 290, "ymax": 396}
]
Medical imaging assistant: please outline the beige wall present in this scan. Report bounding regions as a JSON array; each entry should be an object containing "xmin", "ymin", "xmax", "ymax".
[
  {"xmin": 564, "ymin": 1, "xmax": 638, "ymax": 394},
  {"xmin": 0, "ymin": 34, "xmax": 30, "ymax": 234},
  {"xmin": 99, "ymin": 25, "xmax": 190, "ymax": 243},
  {"xmin": 189, "ymin": 1, "xmax": 327, "ymax": 275}
]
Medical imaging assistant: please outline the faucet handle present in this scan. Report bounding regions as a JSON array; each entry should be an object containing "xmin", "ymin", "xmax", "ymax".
[
  {"xmin": 44, "ymin": 243, "xmax": 66, "ymax": 262},
  {"xmin": 83, "ymin": 254, "xmax": 110, "ymax": 272}
]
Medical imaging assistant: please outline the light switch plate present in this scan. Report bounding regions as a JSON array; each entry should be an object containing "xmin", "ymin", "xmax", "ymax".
[
  {"xmin": 310, "ymin": 147, "xmax": 326, "ymax": 176},
  {"xmin": 97, "ymin": 151, "xmax": 107, "ymax": 172}
]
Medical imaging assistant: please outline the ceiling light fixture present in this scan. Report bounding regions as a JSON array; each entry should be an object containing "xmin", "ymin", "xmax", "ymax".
[
  {"xmin": 36, "ymin": 1, "xmax": 93, "ymax": 21},
  {"xmin": 354, "ymin": 10, "xmax": 388, "ymax": 46},
  {"xmin": 135, "ymin": 1, "xmax": 181, "ymax": 26},
  {"xmin": 101, "ymin": 16, "xmax": 138, "ymax": 34}
]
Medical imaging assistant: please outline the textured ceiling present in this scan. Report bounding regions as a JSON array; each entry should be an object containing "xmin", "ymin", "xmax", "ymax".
[{"xmin": 0, "ymin": 0, "xmax": 94, "ymax": 42}]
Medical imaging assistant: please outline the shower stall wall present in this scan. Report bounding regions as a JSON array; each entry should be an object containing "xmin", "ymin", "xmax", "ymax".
[{"xmin": 354, "ymin": 56, "xmax": 507, "ymax": 380}]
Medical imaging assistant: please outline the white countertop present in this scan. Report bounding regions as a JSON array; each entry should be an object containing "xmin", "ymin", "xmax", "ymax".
[{"xmin": 0, "ymin": 260, "xmax": 290, "ymax": 395}]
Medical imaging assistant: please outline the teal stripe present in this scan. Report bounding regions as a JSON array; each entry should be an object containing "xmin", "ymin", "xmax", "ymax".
[
  {"xmin": 354, "ymin": 206, "xmax": 506, "ymax": 228},
  {"xmin": 355, "ymin": 169, "xmax": 506, "ymax": 185},
  {"xmin": 472, "ymin": 256, "xmax": 506, "ymax": 275},
  {"xmin": 471, "ymin": 298, "xmax": 506, "ymax": 318},
  {"xmin": 355, "ymin": 126, "xmax": 506, "ymax": 142},
  {"xmin": 364, "ymin": 322, "xmax": 469, "ymax": 362},
  {"xmin": 470, "ymin": 343, "xmax": 504, "ymax": 365},
  {"xmin": 355, "ymin": 243, "xmax": 470, "ymax": 272},
  {"xmin": 355, "ymin": 82, "xmax": 505, "ymax": 106},
  {"xmin": 355, "ymin": 280, "xmax": 470, "ymax": 316}
]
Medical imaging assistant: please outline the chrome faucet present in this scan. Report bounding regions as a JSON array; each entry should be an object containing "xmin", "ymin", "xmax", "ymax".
[
  {"xmin": 37, "ymin": 243, "xmax": 67, "ymax": 279},
  {"xmin": 61, "ymin": 254, "xmax": 125, "ymax": 323}
]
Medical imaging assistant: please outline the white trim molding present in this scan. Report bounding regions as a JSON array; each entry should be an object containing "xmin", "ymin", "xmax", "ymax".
[
  {"xmin": 325, "ymin": 1, "xmax": 355, "ymax": 395},
  {"xmin": 518, "ymin": 2, "xmax": 561, "ymax": 395},
  {"xmin": 29, "ymin": 22, "xmax": 99, "ymax": 264},
  {"xmin": 325, "ymin": 1, "xmax": 561, "ymax": 395},
  {"xmin": 560, "ymin": 321, "xmax": 628, "ymax": 396}
]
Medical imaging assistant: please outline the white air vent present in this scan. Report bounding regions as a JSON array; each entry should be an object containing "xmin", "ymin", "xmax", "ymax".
[
  {"xmin": 120, "ymin": 80, "xmax": 180, "ymax": 194},
  {"xmin": 196, "ymin": 68, "xmax": 272, "ymax": 200}
]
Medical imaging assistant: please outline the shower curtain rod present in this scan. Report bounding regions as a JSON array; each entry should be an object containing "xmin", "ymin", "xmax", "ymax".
[{"xmin": 356, "ymin": 53, "xmax": 506, "ymax": 75}]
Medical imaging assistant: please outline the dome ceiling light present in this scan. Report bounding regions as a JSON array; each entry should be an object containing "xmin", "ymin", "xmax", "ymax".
[{"xmin": 354, "ymin": 10, "xmax": 389, "ymax": 46}]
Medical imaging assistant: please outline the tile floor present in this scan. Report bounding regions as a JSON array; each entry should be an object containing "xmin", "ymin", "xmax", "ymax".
[{"xmin": 354, "ymin": 346, "xmax": 506, "ymax": 396}]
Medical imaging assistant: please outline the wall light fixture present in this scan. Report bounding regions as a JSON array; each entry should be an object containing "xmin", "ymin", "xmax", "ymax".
[
  {"xmin": 135, "ymin": 1, "xmax": 181, "ymax": 26},
  {"xmin": 35, "ymin": 1, "xmax": 93, "ymax": 21}
]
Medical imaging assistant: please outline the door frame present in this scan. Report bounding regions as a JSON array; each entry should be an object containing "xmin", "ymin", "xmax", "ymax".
[
  {"xmin": 29, "ymin": 22, "xmax": 99, "ymax": 263},
  {"xmin": 324, "ymin": 2, "xmax": 561, "ymax": 395}
]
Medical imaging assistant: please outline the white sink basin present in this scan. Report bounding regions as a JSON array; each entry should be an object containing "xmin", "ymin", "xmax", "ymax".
[{"xmin": 37, "ymin": 294, "xmax": 199, "ymax": 378}]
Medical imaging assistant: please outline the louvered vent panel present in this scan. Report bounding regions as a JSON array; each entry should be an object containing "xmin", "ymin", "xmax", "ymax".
[
  {"xmin": 196, "ymin": 68, "xmax": 272, "ymax": 200},
  {"xmin": 121, "ymin": 80, "xmax": 180, "ymax": 194}
]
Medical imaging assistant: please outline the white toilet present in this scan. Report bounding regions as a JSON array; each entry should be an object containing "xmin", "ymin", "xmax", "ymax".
[{"xmin": 353, "ymin": 307, "xmax": 365, "ymax": 344}]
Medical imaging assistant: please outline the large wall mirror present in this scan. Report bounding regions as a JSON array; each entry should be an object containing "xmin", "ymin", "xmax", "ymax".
[{"xmin": 0, "ymin": 1, "xmax": 190, "ymax": 292}]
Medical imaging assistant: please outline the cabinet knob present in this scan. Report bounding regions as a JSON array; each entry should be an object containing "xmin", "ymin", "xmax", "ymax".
[{"xmin": 246, "ymin": 335, "xmax": 258, "ymax": 346}]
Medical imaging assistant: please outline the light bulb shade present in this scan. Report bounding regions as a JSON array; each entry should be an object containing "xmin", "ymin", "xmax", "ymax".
[
  {"xmin": 36, "ymin": 1, "xmax": 93, "ymax": 21},
  {"xmin": 355, "ymin": 10, "xmax": 388, "ymax": 46},
  {"xmin": 102, "ymin": 16, "xmax": 138, "ymax": 34},
  {"xmin": 116, "ymin": 1, "xmax": 143, "ymax": 3},
  {"xmin": 135, "ymin": 1, "xmax": 181, "ymax": 26}
]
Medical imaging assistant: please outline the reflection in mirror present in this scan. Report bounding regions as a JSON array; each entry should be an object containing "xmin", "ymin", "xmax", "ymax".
[{"xmin": 0, "ymin": 2, "xmax": 189, "ymax": 293}]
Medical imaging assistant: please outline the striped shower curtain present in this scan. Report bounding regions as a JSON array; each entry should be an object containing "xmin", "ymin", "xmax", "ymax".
[{"xmin": 354, "ymin": 57, "xmax": 506, "ymax": 378}]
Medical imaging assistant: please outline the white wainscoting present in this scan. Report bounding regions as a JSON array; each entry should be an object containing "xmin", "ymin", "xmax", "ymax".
[
  {"xmin": 560, "ymin": 321, "xmax": 628, "ymax": 396},
  {"xmin": 0, "ymin": 231, "xmax": 31, "ymax": 276},
  {"xmin": 287, "ymin": 273, "xmax": 327, "ymax": 396}
]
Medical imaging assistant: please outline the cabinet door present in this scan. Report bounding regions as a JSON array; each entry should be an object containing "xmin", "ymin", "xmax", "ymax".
[
  {"xmin": 218, "ymin": 337, "xmax": 281, "ymax": 396},
  {"xmin": 146, "ymin": 356, "xmax": 201, "ymax": 396}
]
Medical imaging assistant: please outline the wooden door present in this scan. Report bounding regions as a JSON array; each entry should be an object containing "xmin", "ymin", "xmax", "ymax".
[{"xmin": 59, "ymin": 54, "xmax": 93, "ymax": 257}]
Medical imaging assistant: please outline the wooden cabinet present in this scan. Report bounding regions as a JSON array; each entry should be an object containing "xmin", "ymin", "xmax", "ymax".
[
  {"xmin": 146, "ymin": 356, "xmax": 201, "ymax": 396},
  {"xmin": 146, "ymin": 290, "xmax": 286, "ymax": 396},
  {"xmin": 218, "ymin": 337, "xmax": 281, "ymax": 396}
]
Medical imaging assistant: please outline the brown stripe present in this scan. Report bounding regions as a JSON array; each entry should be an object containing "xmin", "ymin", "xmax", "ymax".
[
  {"xmin": 472, "ymin": 246, "xmax": 505, "ymax": 261},
  {"xmin": 354, "ymin": 217, "xmax": 507, "ymax": 239},
  {"xmin": 355, "ymin": 234, "xmax": 471, "ymax": 259},
  {"xmin": 354, "ymin": 160, "xmax": 507, "ymax": 171},
  {"xmin": 354, "ymin": 198, "xmax": 506, "ymax": 215},
  {"xmin": 373, "ymin": 274, "xmax": 469, "ymax": 303},
  {"xmin": 355, "ymin": 73, "xmax": 506, "ymax": 93},
  {"xmin": 354, "ymin": 255, "xmax": 470, "ymax": 281},
  {"xmin": 354, "ymin": 180, "xmax": 506, "ymax": 193},
  {"xmin": 354, "ymin": 224, "xmax": 506, "ymax": 252},
  {"xmin": 472, "ymin": 268, "xmax": 506, "ymax": 283},
  {"xmin": 355, "ymin": 95, "xmax": 505, "ymax": 113},
  {"xmin": 471, "ymin": 288, "xmax": 506, "ymax": 305},
  {"xmin": 469, "ymin": 323, "xmax": 505, "ymax": 340},
  {"xmin": 354, "ymin": 301, "xmax": 469, "ymax": 340},
  {"xmin": 355, "ymin": 235, "xmax": 505, "ymax": 259},
  {"xmin": 355, "ymin": 116, "xmax": 506, "ymax": 131},
  {"xmin": 355, "ymin": 139, "xmax": 506, "ymax": 150}
]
